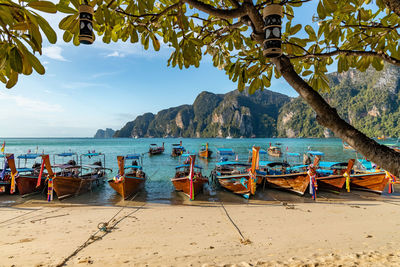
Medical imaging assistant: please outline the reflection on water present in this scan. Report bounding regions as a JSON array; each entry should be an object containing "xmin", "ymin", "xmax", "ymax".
[{"xmin": 1, "ymin": 137, "xmax": 399, "ymax": 206}]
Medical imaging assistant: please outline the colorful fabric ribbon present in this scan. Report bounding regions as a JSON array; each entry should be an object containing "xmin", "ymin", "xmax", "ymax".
[
  {"xmin": 307, "ymin": 168, "xmax": 317, "ymax": 200},
  {"xmin": 113, "ymin": 175, "xmax": 124, "ymax": 183},
  {"xmin": 36, "ymin": 159, "xmax": 45, "ymax": 188},
  {"xmin": 10, "ymin": 171, "xmax": 19, "ymax": 194},
  {"xmin": 385, "ymin": 171, "xmax": 397, "ymax": 194},
  {"xmin": 47, "ymin": 176, "xmax": 53, "ymax": 202},
  {"xmin": 343, "ymin": 171, "xmax": 350, "ymax": 192}
]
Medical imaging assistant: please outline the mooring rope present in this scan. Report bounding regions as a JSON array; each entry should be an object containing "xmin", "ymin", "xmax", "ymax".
[
  {"xmin": 218, "ymin": 200, "xmax": 250, "ymax": 243},
  {"xmin": 56, "ymin": 192, "xmax": 145, "ymax": 267}
]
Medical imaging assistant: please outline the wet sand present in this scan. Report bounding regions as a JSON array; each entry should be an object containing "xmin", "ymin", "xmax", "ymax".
[{"xmin": 1, "ymin": 186, "xmax": 400, "ymax": 266}]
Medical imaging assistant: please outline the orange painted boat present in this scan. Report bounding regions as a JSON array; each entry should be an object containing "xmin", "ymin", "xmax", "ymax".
[
  {"xmin": 171, "ymin": 155, "xmax": 208, "ymax": 199},
  {"xmin": 213, "ymin": 147, "xmax": 261, "ymax": 198},
  {"xmin": 259, "ymin": 157, "xmax": 320, "ymax": 195},
  {"xmin": 198, "ymin": 143, "xmax": 212, "ymax": 159},
  {"xmin": 108, "ymin": 154, "xmax": 146, "ymax": 199},
  {"xmin": 5, "ymin": 153, "xmax": 47, "ymax": 195},
  {"xmin": 41, "ymin": 153, "xmax": 108, "ymax": 200},
  {"xmin": 350, "ymin": 172, "xmax": 388, "ymax": 194},
  {"xmin": 316, "ymin": 159, "xmax": 355, "ymax": 191}
]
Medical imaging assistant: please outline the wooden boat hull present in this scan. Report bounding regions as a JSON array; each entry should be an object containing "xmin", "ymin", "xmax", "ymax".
[
  {"xmin": 216, "ymin": 174, "xmax": 258, "ymax": 198},
  {"xmin": 317, "ymin": 175, "xmax": 346, "ymax": 191},
  {"xmin": 16, "ymin": 175, "xmax": 46, "ymax": 195},
  {"xmin": 149, "ymin": 149, "xmax": 164, "ymax": 156},
  {"xmin": 350, "ymin": 172, "xmax": 388, "ymax": 194},
  {"xmin": 199, "ymin": 150, "xmax": 213, "ymax": 159},
  {"xmin": 264, "ymin": 172, "xmax": 309, "ymax": 195},
  {"xmin": 171, "ymin": 177, "xmax": 208, "ymax": 198},
  {"xmin": 53, "ymin": 175, "xmax": 104, "ymax": 199},
  {"xmin": 108, "ymin": 176, "xmax": 145, "ymax": 199}
]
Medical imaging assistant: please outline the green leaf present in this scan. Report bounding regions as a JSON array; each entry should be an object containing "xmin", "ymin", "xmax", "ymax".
[
  {"xmin": 63, "ymin": 31, "xmax": 73, "ymax": 42},
  {"xmin": 6, "ymin": 71, "xmax": 18, "ymax": 89},
  {"xmin": 35, "ymin": 14, "xmax": 57, "ymax": 44},
  {"xmin": 56, "ymin": 4, "xmax": 77, "ymax": 14},
  {"xmin": 26, "ymin": 51, "xmax": 45, "ymax": 75},
  {"xmin": 27, "ymin": 1, "xmax": 57, "ymax": 13},
  {"xmin": 305, "ymin": 25, "xmax": 317, "ymax": 41},
  {"xmin": 10, "ymin": 47, "xmax": 23, "ymax": 73},
  {"xmin": 150, "ymin": 34, "xmax": 160, "ymax": 51},
  {"xmin": 317, "ymin": 1, "xmax": 326, "ymax": 19}
]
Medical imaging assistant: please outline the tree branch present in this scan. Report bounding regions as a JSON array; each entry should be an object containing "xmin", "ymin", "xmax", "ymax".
[
  {"xmin": 182, "ymin": 0, "xmax": 247, "ymax": 19},
  {"xmin": 271, "ymin": 55, "xmax": 400, "ymax": 177},
  {"xmin": 288, "ymin": 49, "xmax": 400, "ymax": 67}
]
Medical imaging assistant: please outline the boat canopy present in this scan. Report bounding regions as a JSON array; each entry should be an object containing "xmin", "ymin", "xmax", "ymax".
[
  {"xmin": 82, "ymin": 164, "xmax": 103, "ymax": 169},
  {"xmin": 125, "ymin": 154, "xmax": 141, "ymax": 160},
  {"xmin": 287, "ymin": 164, "xmax": 308, "ymax": 171},
  {"xmin": 318, "ymin": 161, "xmax": 342, "ymax": 168},
  {"xmin": 124, "ymin": 165, "xmax": 143, "ymax": 170},
  {"xmin": 248, "ymin": 148, "xmax": 267, "ymax": 154},
  {"xmin": 53, "ymin": 163, "xmax": 80, "ymax": 169},
  {"xmin": 172, "ymin": 146, "xmax": 185, "ymax": 150},
  {"xmin": 0, "ymin": 167, "xmax": 34, "ymax": 173},
  {"xmin": 357, "ymin": 159, "xmax": 377, "ymax": 171},
  {"xmin": 17, "ymin": 154, "xmax": 41, "ymax": 159},
  {"xmin": 150, "ymin": 144, "xmax": 158, "ymax": 146},
  {"xmin": 259, "ymin": 160, "xmax": 274, "ymax": 166},
  {"xmin": 217, "ymin": 148, "xmax": 235, "ymax": 156},
  {"xmin": 175, "ymin": 164, "xmax": 202, "ymax": 169},
  {"xmin": 57, "ymin": 152, "xmax": 76, "ymax": 157},
  {"xmin": 307, "ymin": 151, "xmax": 324, "ymax": 156},
  {"xmin": 216, "ymin": 161, "xmax": 249, "ymax": 167},
  {"xmin": 263, "ymin": 162, "xmax": 291, "ymax": 168},
  {"xmin": 287, "ymin": 152, "xmax": 300, "ymax": 157},
  {"xmin": 82, "ymin": 152, "xmax": 102, "ymax": 157},
  {"xmin": 181, "ymin": 153, "xmax": 195, "ymax": 157}
]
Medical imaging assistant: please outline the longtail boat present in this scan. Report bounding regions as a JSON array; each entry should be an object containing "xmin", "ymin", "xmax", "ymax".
[
  {"xmin": 171, "ymin": 141, "xmax": 186, "ymax": 157},
  {"xmin": 213, "ymin": 147, "xmax": 260, "ymax": 199},
  {"xmin": 267, "ymin": 146, "xmax": 282, "ymax": 157},
  {"xmin": 260, "ymin": 161, "xmax": 310, "ymax": 195},
  {"xmin": 8, "ymin": 153, "xmax": 47, "ymax": 196},
  {"xmin": 42, "ymin": 152, "xmax": 109, "ymax": 200},
  {"xmin": 351, "ymin": 159, "xmax": 389, "ymax": 194},
  {"xmin": 108, "ymin": 154, "xmax": 146, "ymax": 199},
  {"xmin": 315, "ymin": 159, "xmax": 355, "ymax": 191},
  {"xmin": 149, "ymin": 143, "xmax": 164, "ymax": 156},
  {"xmin": 171, "ymin": 154, "xmax": 208, "ymax": 200},
  {"xmin": 198, "ymin": 143, "xmax": 212, "ymax": 159}
]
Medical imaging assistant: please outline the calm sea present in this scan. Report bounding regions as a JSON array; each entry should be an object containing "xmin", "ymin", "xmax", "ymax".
[{"xmin": 0, "ymin": 137, "xmax": 395, "ymax": 205}]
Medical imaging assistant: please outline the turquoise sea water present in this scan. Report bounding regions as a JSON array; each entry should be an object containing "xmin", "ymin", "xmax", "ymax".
[{"xmin": 0, "ymin": 137, "xmax": 397, "ymax": 205}]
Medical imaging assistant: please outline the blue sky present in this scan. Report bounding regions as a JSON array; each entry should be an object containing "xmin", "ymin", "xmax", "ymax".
[{"xmin": 0, "ymin": 1, "xmax": 319, "ymax": 137}]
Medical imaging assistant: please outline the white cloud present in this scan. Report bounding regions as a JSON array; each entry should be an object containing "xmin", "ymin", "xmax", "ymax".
[
  {"xmin": 0, "ymin": 92, "xmax": 63, "ymax": 113},
  {"xmin": 62, "ymin": 82, "xmax": 110, "ymax": 89},
  {"xmin": 43, "ymin": 46, "xmax": 68, "ymax": 61},
  {"xmin": 106, "ymin": 51, "xmax": 126, "ymax": 58}
]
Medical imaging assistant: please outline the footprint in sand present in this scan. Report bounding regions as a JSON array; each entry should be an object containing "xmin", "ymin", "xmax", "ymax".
[{"xmin": 19, "ymin": 238, "xmax": 35, "ymax": 243}]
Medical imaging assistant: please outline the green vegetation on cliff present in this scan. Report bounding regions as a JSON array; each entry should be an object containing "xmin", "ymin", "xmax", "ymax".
[
  {"xmin": 278, "ymin": 65, "xmax": 400, "ymax": 138},
  {"xmin": 113, "ymin": 89, "xmax": 290, "ymax": 138}
]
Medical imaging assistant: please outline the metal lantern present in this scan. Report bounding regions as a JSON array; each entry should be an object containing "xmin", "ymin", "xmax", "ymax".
[
  {"xmin": 263, "ymin": 4, "xmax": 282, "ymax": 58},
  {"xmin": 79, "ymin": 3, "xmax": 94, "ymax": 44}
]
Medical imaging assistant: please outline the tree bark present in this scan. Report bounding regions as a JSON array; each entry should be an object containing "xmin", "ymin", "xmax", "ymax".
[
  {"xmin": 383, "ymin": 0, "xmax": 400, "ymax": 16},
  {"xmin": 271, "ymin": 55, "xmax": 400, "ymax": 177}
]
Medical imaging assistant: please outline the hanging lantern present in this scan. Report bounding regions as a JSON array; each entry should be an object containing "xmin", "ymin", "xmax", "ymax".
[
  {"xmin": 263, "ymin": 4, "xmax": 282, "ymax": 58},
  {"xmin": 79, "ymin": 3, "xmax": 94, "ymax": 45}
]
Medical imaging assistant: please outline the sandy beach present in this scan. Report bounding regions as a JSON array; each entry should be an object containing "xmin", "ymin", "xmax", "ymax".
[{"xmin": 1, "ymin": 190, "xmax": 400, "ymax": 267}]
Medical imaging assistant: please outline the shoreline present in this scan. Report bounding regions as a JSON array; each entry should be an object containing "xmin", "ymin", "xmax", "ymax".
[{"xmin": 1, "ymin": 193, "xmax": 400, "ymax": 266}]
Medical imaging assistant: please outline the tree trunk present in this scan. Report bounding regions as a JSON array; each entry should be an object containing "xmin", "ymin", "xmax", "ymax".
[
  {"xmin": 383, "ymin": 0, "xmax": 400, "ymax": 16},
  {"xmin": 271, "ymin": 55, "xmax": 400, "ymax": 177}
]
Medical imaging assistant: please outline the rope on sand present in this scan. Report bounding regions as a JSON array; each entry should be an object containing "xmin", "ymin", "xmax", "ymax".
[
  {"xmin": 56, "ymin": 192, "xmax": 145, "ymax": 267},
  {"xmin": 218, "ymin": 201, "xmax": 251, "ymax": 244}
]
